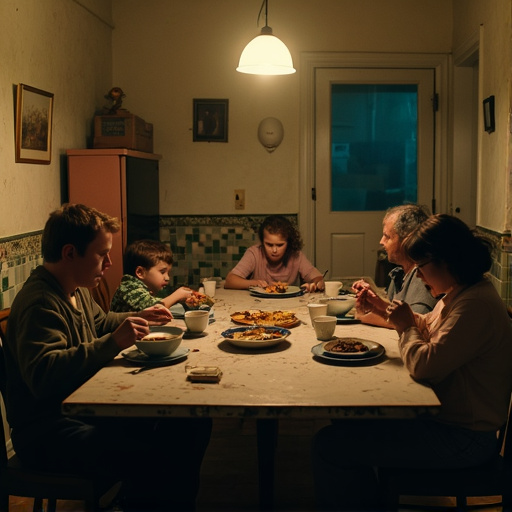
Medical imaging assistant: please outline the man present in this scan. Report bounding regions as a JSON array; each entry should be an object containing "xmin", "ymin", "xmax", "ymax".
[
  {"xmin": 353, "ymin": 204, "xmax": 437, "ymax": 327},
  {"xmin": 3, "ymin": 203, "xmax": 211, "ymax": 510}
]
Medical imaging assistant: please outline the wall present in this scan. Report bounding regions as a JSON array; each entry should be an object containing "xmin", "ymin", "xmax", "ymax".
[
  {"xmin": 0, "ymin": 0, "xmax": 113, "ymax": 239},
  {"xmin": 111, "ymin": 0, "xmax": 452, "ymax": 217},
  {"xmin": 453, "ymin": 0, "xmax": 512, "ymax": 232}
]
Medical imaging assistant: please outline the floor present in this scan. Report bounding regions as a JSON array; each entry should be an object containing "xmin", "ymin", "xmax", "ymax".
[{"xmin": 7, "ymin": 417, "xmax": 505, "ymax": 512}]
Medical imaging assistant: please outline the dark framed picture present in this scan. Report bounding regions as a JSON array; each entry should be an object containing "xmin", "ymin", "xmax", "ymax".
[
  {"xmin": 193, "ymin": 99, "xmax": 228, "ymax": 142},
  {"xmin": 483, "ymin": 95, "xmax": 495, "ymax": 133},
  {"xmin": 15, "ymin": 83, "xmax": 54, "ymax": 164}
]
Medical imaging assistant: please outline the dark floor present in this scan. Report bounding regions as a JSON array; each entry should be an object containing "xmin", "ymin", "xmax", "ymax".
[{"xmin": 8, "ymin": 417, "xmax": 504, "ymax": 512}]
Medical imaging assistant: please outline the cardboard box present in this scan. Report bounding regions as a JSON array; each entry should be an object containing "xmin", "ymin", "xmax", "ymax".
[{"xmin": 93, "ymin": 113, "xmax": 153, "ymax": 153}]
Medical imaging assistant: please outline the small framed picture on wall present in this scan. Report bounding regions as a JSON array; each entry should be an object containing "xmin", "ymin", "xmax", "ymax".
[
  {"xmin": 483, "ymin": 95, "xmax": 495, "ymax": 133},
  {"xmin": 15, "ymin": 83, "xmax": 54, "ymax": 164},
  {"xmin": 193, "ymin": 99, "xmax": 229, "ymax": 142}
]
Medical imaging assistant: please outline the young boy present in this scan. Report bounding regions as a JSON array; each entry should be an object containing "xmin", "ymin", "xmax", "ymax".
[{"xmin": 110, "ymin": 239, "xmax": 193, "ymax": 312}]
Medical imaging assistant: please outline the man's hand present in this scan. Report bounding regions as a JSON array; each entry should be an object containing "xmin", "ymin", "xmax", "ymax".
[
  {"xmin": 137, "ymin": 305, "xmax": 173, "ymax": 324},
  {"xmin": 112, "ymin": 317, "xmax": 150, "ymax": 350}
]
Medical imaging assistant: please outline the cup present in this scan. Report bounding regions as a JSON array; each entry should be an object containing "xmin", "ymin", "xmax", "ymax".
[
  {"xmin": 184, "ymin": 310, "xmax": 209, "ymax": 333},
  {"xmin": 324, "ymin": 281, "xmax": 343, "ymax": 297},
  {"xmin": 307, "ymin": 303, "xmax": 328, "ymax": 323},
  {"xmin": 313, "ymin": 315, "xmax": 337, "ymax": 341},
  {"xmin": 203, "ymin": 280, "xmax": 216, "ymax": 297}
]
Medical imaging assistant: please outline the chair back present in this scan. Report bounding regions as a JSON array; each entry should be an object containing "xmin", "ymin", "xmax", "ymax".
[{"xmin": 0, "ymin": 309, "xmax": 10, "ymax": 470}]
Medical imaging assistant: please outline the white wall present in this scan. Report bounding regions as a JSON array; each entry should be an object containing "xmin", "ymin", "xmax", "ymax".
[
  {"xmin": 111, "ymin": 0, "xmax": 452, "ymax": 216},
  {"xmin": 0, "ymin": 0, "xmax": 113, "ymax": 238}
]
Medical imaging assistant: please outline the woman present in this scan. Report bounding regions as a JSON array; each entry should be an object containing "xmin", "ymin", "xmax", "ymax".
[
  {"xmin": 313, "ymin": 214, "xmax": 512, "ymax": 510},
  {"xmin": 224, "ymin": 215, "xmax": 325, "ymax": 292}
]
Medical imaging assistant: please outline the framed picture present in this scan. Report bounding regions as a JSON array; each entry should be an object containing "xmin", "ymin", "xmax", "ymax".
[
  {"xmin": 15, "ymin": 83, "xmax": 54, "ymax": 164},
  {"xmin": 193, "ymin": 99, "xmax": 228, "ymax": 142},
  {"xmin": 483, "ymin": 95, "xmax": 495, "ymax": 133}
]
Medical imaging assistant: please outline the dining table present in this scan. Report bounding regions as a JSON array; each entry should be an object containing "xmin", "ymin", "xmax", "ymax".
[{"xmin": 62, "ymin": 285, "xmax": 440, "ymax": 509}]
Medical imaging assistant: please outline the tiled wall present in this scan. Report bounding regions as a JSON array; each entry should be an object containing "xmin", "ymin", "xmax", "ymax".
[
  {"xmin": 0, "ymin": 232, "xmax": 43, "ymax": 310},
  {"xmin": 1, "ymin": 218, "xmax": 511, "ymax": 310},
  {"xmin": 159, "ymin": 215, "xmax": 297, "ymax": 288}
]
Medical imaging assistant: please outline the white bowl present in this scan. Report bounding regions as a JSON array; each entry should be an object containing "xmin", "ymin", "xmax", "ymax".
[
  {"xmin": 135, "ymin": 326, "xmax": 183, "ymax": 356},
  {"xmin": 319, "ymin": 296, "xmax": 356, "ymax": 317}
]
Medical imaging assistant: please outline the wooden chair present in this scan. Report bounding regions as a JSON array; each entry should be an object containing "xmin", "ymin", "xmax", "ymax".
[
  {"xmin": 0, "ymin": 308, "xmax": 122, "ymax": 512},
  {"xmin": 89, "ymin": 277, "xmax": 111, "ymax": 313},
  {"xmin": 380, "ymin": 397, "xmax": 512, "ymax": 511}
]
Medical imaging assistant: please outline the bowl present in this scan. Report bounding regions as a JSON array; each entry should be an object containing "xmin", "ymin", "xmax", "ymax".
[
  {"xmin": 319, "ymin": 296, "xmax": 356, "ymax": 317},
  {"xmin": 135, "ymin": 326, "xmax": 184, "ymax": 357}
]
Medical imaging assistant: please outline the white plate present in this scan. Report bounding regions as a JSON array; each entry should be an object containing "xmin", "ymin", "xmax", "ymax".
[
  {"xmin": 249, "ymin": 285, "xmax": 304, "ymax": 298},
  {"xmin": 221, "ymin": 326, "xmax": 291, "ymax": 349},
  {"xmin": 122, "ymin": 347, "xmax": 190, "ymax": 366}
]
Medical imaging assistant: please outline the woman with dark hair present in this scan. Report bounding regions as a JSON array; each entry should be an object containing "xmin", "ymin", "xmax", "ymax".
[
  {"xmin": 225, "ymin": 215, "xmax": 325, "ymax": 292},
  {"xmin": 312, "ymin": 214, "xmax": 512, "ymax": 510}
]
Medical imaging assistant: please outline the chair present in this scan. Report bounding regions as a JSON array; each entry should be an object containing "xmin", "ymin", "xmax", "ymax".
[
  {"xmin": 89, "ymin": 277, "xmax": 111, "ymax": 313},
  {"xmin": 0, "ymin": 308, "xmax": 122, "ymax": 512},
  {"xmin": 380, "ymin": 397, "xmax": 512, "ymax": 511}
]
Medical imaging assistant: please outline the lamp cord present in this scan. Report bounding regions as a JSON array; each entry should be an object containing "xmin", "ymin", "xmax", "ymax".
[{"xmin": 257, "ymin": 0, "xmax": 269, "ymax": 28}]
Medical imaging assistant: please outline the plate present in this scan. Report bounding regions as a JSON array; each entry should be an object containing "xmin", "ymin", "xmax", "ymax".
[
  {"xmin": 122, "ymin": 347, "xmax": 190, "ymax": 366},
  {"xmin": 249, "ymin": 285, "xmax": 304, "ymax": 298},
  {"xmin": 336, "ymin": 315, "xmax": 361, "ymax": 325},
  {"xmin": 311, "ymin": 343, "xmax": 385, "ymax": 365},
  {"xmin": 230, "ymin": 309, "xmax": 300, "ymax": 328},
  {"xmin": 322, "ymin": 338, "xmax": 384, "ymax": 358},
  {"xmin": 221, "ymin": 326, "xmax": 291, "ymax": 349}
]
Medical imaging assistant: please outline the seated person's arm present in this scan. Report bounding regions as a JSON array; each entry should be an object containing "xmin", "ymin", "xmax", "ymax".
[
  {"xmin": 224, "ymin": 271, "xmax": 268, "ymax": 289},
  {"xmin": 158, "ymin": 286, "xmax": 193, "ymax": 308}
]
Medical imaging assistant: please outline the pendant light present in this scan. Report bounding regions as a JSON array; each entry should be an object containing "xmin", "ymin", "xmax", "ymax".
[{"xmin": 236, "ymin": 0, "xmax": 296, "ymax": 76}]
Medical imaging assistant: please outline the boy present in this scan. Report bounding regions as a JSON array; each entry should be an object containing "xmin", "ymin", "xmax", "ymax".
[
  {"xmin": 110, "ymin": 239, "xmax": 193, "ymax": 312},
  {"xmin": 4, "ymin": 204, "xmax": 211, "ymax": 510}
]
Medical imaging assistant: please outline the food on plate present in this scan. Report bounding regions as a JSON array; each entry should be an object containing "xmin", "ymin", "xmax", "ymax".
[
  {"xmin": 324, "ymin": 337, "xmax": 370, "ymax": 354},
  {"xmin": 264, "ymin": 281, "xmax": 288, "ymax": 294},
  {"xmin": 183, "ymin": 291, "xmax": 215, "ymax": 310},
  {"xmin": 225, "ymin": 327, "xmax": 285, "ymax": 341},
  {"xmin": 230, "ymin": 309, "xmax": 299, "ymax": 328}
]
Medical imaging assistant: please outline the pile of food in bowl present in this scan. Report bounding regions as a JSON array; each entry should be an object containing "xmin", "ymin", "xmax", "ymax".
[{"xmin": 182, "ymin": 291, "xmax": 215, "ymax": 311}]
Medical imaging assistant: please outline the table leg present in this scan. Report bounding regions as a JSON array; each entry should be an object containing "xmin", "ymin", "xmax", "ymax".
[{"xmin": 256, "ymin": 418, "xmax": 279, "ymax": 510}]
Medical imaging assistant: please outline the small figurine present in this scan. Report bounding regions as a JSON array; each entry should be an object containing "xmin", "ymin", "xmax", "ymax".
[{"xmin": 103, "ymin": 87, "xmax": 126, "ymax": 114}]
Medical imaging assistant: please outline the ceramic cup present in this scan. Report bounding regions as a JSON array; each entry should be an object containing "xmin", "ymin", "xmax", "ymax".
[
  {"xmin": 203, "ymin": 280, "xmax": 216, "ymax": 297},
  {"xmin": 313, "ymin": 315, "xmax": 337, "ymax": 341},
  {"xmin": 184, "ymin": 310, "xmax": 209, "ymax": 333},
  {"xmin": 307, "ymin": 303, "xmax": 328, "ymax": 323},
  {"xmin": 324, "ymin": 281, "xmax": 343, "ymax": 297}
]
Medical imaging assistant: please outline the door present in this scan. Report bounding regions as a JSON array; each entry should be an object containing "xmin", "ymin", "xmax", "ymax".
[{"xmin": 315, "ymin": 68, "xmax": 436, "ymax": 280}]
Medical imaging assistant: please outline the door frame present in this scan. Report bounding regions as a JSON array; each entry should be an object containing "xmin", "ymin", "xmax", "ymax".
[{"xmin": 298, "ymin": 52, "xmax": 451, "ymax": 264}]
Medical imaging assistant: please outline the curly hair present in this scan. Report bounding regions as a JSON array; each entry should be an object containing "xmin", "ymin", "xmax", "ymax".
[
  {"xmin": 403, "ymin": 214, "xmax": 494, "ymax": 286},
  {"xmin": 42, "ymin": 203, "xmax": 120, "ymax": 263},
  {"xmin": 258, "ymin": 215, "xmax": 303, "ymax": 266},
  {"xmin": 123, "ymin": 239, "xmax": 173, "ymax": 276},
  {"xmin": 384, "ymin": 204, "xmax": 431, "ymax": 239}
]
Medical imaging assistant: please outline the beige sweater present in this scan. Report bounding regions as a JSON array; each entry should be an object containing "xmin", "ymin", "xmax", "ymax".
[{"xmin": 400, "ymin": 278, "xmax": 512, "ymax": 431}]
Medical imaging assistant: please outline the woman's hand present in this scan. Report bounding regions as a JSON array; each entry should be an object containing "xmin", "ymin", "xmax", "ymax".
[
  {"xmin": 386, "ymin": 300, "xmax": 416, "ymax": 335},
  {"xmin": 355, "ymin": 288, "xmax": 388, "ymax": 317}
]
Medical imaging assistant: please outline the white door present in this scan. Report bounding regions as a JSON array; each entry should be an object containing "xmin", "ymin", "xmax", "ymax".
[{"xmin": 315, "ymin": 68, "xmax": 435, "ymax": 280}]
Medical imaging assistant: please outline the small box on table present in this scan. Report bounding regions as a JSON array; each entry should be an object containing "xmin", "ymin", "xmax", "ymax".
[{"xmin": 93, "ymin": 113, "xmax": 153, "ymax": 153}]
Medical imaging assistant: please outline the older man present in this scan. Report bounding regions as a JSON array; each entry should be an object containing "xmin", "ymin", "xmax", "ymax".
[{"xmin": 353, "ymin": 204, "xmax": 437, "ymax": 328}]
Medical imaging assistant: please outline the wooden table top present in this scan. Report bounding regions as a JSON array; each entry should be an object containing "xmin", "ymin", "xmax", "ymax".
[{"xmin": 62, "ymin": 287, "xmax": 440, "ymax": 420}]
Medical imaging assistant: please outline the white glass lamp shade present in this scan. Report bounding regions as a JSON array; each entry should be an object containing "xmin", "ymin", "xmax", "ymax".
[{"xmin": 237, "ymin": 27, "xmax": 296, "ymax": 75}]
